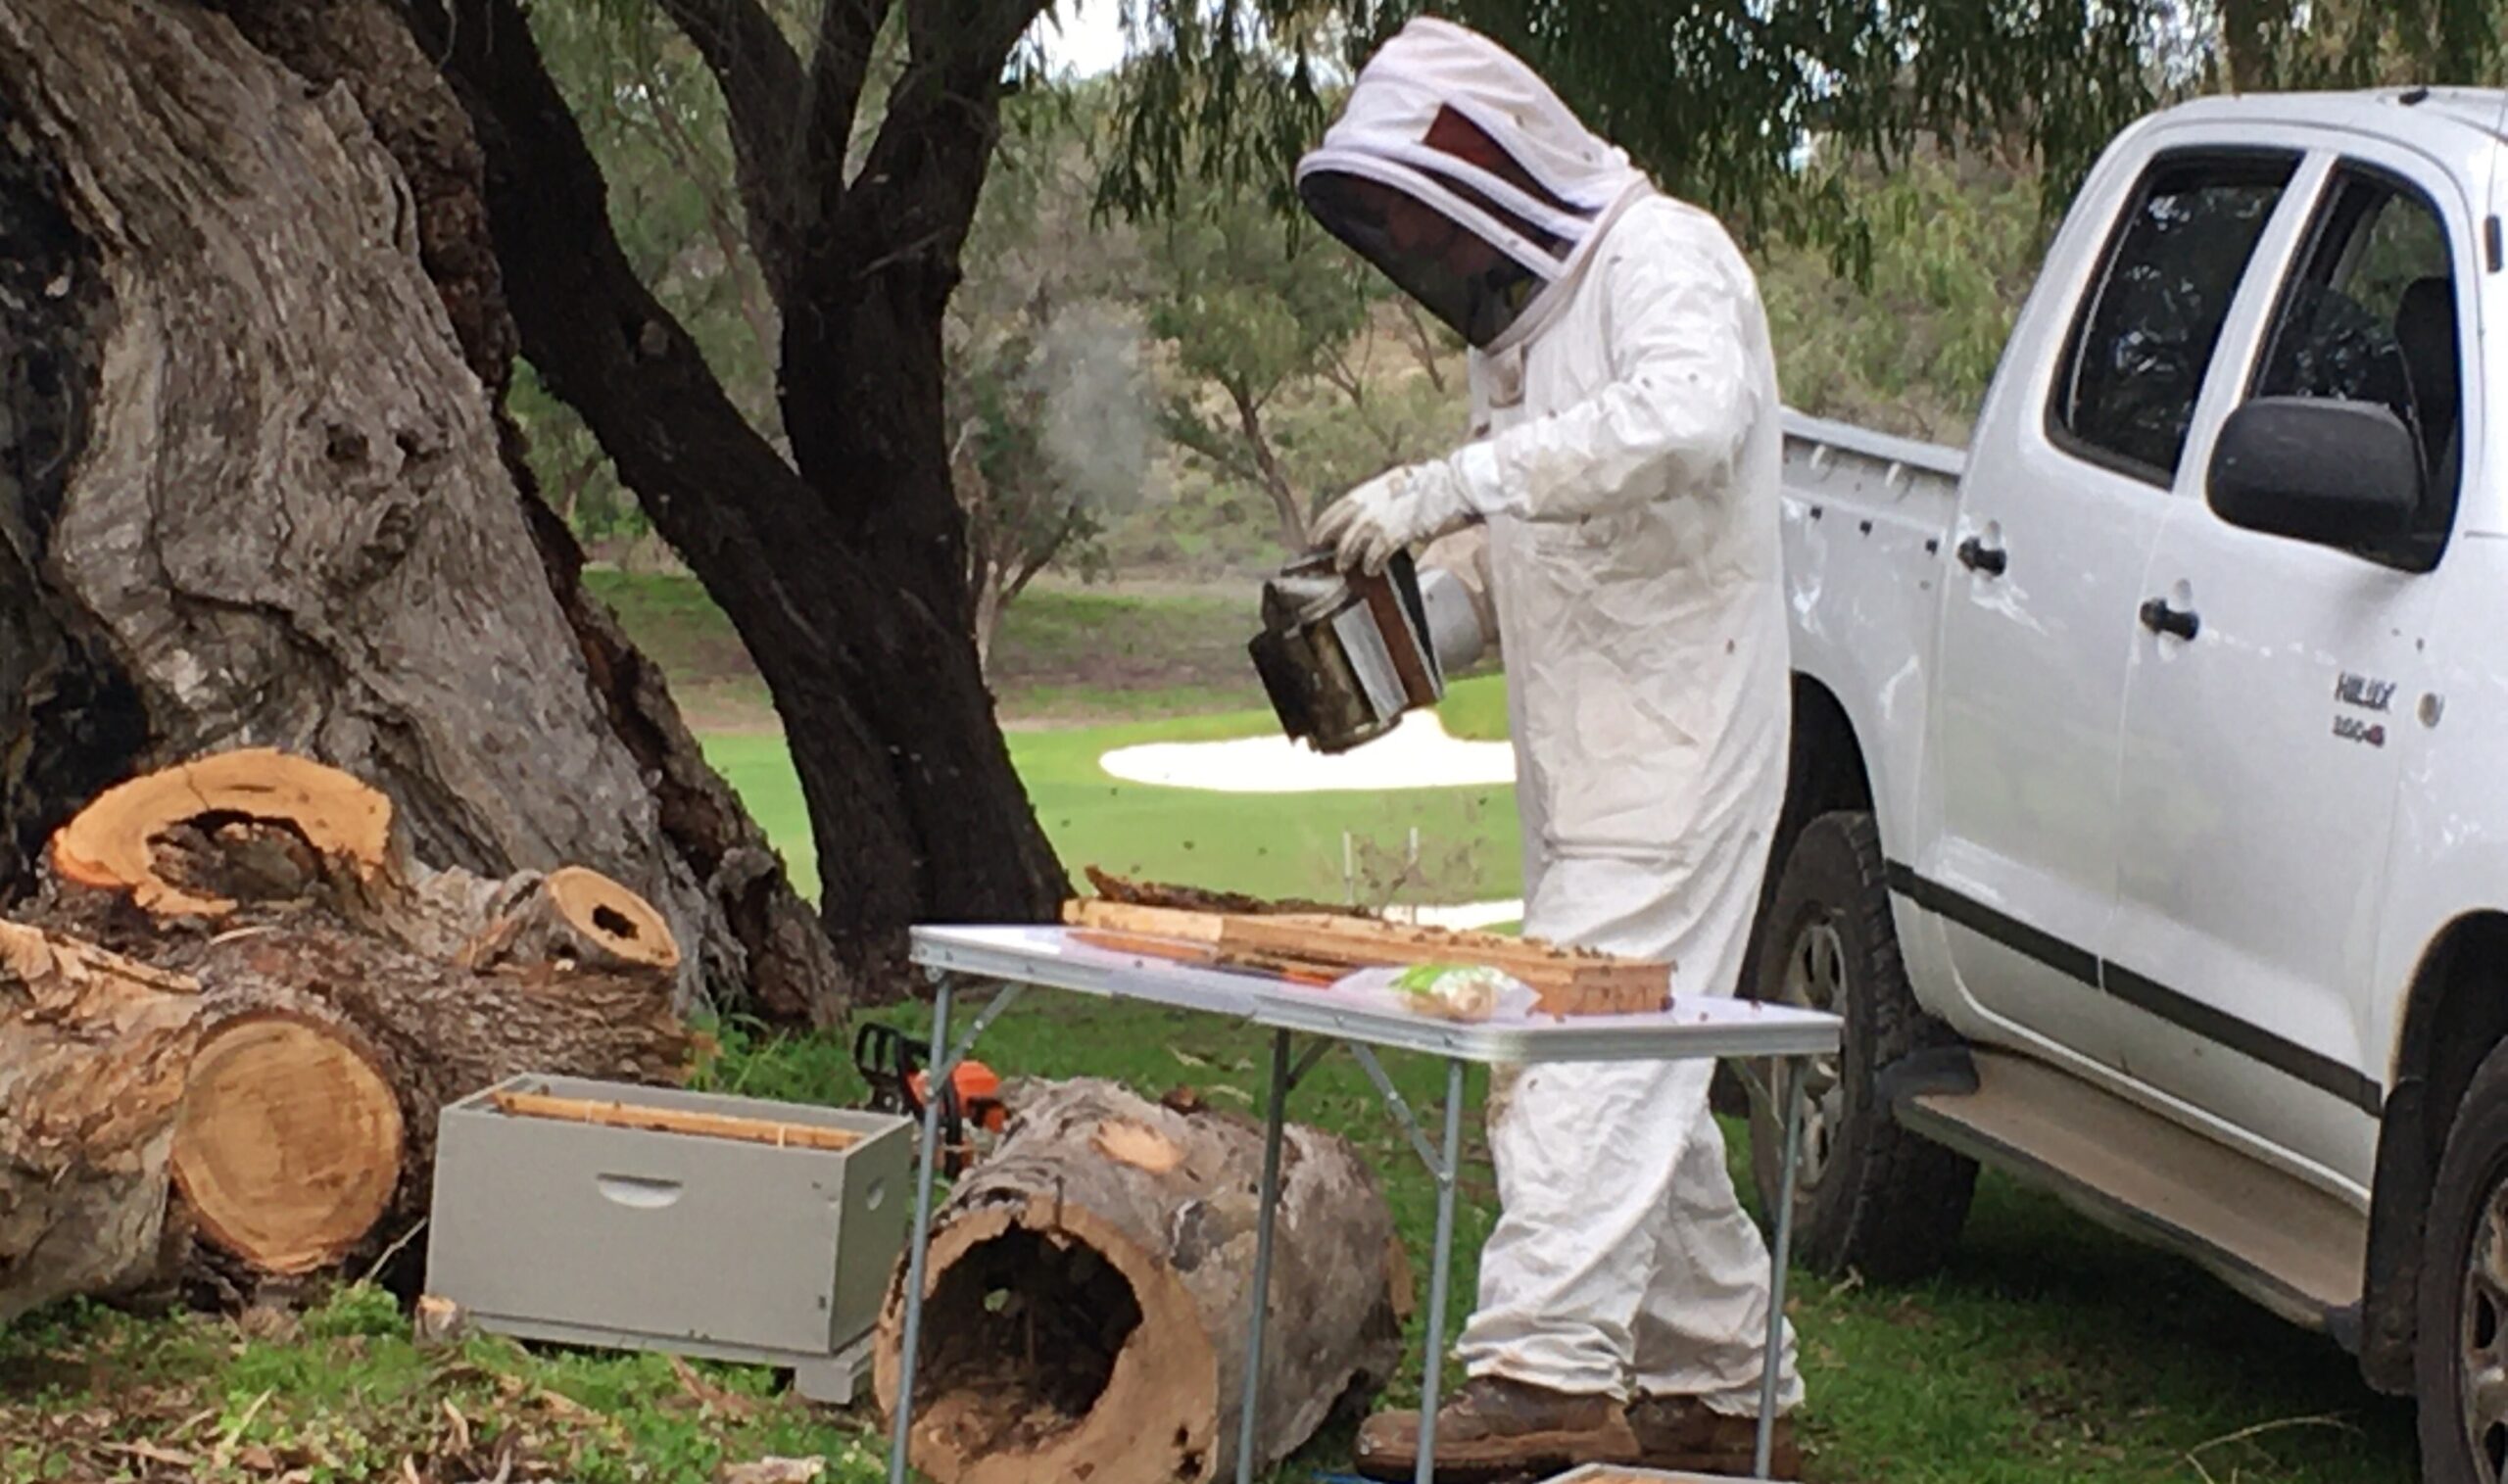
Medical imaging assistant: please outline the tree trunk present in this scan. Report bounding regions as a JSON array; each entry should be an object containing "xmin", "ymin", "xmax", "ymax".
[
  {"xmin": 0, "ymin": 923, "xmax": 203, "ymax": 1325},
  {"xmin": 0, "ymin": 0, "xmax": 843, "ymax": 1022},
  {"xmin": 1229, "ymin": 381, "xmax": 1308, "ymax": 548},
  {"xmin": 874, "ymin": 1078, "xmax": 1403, "ymax": 1484},
  {"xmin": 416, "ymin": 0, "xmax": 1070, "ymax": 1004}
]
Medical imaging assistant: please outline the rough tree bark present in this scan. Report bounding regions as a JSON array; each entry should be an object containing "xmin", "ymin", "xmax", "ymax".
[
  {"xmin": 874, "ymin": 1078, "xmax": 1403, "ymax": 1484},
  {"xmin": 0, "ymin": 923, "xmax": 202, "ymax": 1324},
  {"xmin": 409, "ymin": 0, "xmax": 1071, "ymax": 1001},
  {"xmin": 0, "ymin": 0, "xmax": 844, "ymax": 1022}
]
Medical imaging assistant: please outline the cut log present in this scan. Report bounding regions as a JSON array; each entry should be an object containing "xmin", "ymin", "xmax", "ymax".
[
  {"xmin": 159, "ymin": 921, "xmax": 693, "ymax": 1298},
  {"xmin": 50, "ymin": 748, "xmax": 396, "ymax": 920},
  {"xmin": 43, "ymin": 751, "xmax": 686, "ymax": 993},
  {"xmin": 0, "ymin": 922, "xmax": 203, "ymax": 1324},
  {"xmin": 460, "ymin": 866, "xmax": 682, "ymax": 976},
  {"xmin": 875, "ymin": 1078, "xmax": 1401, "ymax": 1484},
  {"xmin": 170, "ymin": 1005, "xmax": 406, "ymax": 1275}
]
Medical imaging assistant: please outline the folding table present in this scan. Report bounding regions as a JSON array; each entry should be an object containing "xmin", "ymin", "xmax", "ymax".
[{"xmin": 886, "ymin": 924, "xmax": 1841, "ymax": 1484}]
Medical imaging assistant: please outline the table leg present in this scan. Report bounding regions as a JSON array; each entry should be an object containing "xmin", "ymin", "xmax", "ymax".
[
  {"xmin": 1235, "ymin": 1029, "xmax": 1293, "ymax": 1484},
  {"xmin": 1755, "ymin": 1055, "xmax": 1809, "ymax": 1480},
  {"xmin": 1414, "ymin": 1057, "xmax": 1466, "ymax": 1484},
  {"xmin": 887, "ymin": 973, "xmax": 955, "ymax": 1484}
]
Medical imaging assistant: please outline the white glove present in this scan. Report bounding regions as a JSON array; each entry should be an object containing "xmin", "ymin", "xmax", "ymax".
[{"xmin": 1311, "ymin": 462, "xmax": 1475, "ymax": 575}]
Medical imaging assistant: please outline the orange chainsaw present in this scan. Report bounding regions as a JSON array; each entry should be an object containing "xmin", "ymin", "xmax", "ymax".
[{"xmin": 853, "ymin": 1023, "xmax": 1006, "ymax": 1175}]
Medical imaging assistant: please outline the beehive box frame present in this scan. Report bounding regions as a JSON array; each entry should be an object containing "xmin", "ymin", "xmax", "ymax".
[{"xmin": 423, "ymin": 1074, "xmax": 912, "ymax": 1403}]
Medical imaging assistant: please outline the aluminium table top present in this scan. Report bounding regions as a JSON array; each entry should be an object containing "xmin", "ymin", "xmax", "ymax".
[{"xmin": 908, "ymin": 924, "xmax": 1841, "ymax": 1064}]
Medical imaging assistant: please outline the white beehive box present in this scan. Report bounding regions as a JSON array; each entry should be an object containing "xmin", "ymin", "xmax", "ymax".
[{"xmin": 423, "ymin": 1073, "xmax": 913, "ymax": 1403}]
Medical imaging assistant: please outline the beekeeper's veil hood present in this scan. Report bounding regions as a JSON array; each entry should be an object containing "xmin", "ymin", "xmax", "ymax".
[{"xmin": 1295, "ymin": 18, "xmax": 1649, "ymax": 348}]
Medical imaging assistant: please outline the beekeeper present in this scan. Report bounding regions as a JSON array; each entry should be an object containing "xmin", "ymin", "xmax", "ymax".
[{"xmin": 1295, "ymin": 18, "xmax": 1802, "ymax": 1482}]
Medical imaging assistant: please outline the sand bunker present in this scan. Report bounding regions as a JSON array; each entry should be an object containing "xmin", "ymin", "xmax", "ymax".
[{"xmin": 1098, "ymin": 710, "xmax": 1516, "ymax": 794}]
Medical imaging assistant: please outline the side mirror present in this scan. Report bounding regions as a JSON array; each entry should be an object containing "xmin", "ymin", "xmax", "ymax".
[{"xmin": 2206, "ymin": 397, "xmax": 2421, "ymax": 552}]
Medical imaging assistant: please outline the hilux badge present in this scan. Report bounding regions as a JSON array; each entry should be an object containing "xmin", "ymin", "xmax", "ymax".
[{"xmin": 2336, "ymin": 672, "xmax": 2396, "ymax": 712}]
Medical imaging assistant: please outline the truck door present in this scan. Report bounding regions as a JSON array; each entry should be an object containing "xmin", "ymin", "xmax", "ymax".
[
  {"xmin": 1912, "ymin": 147, "xmax": 2301, "ymax": 1068},
  {"xmin": 2106, "ymin": 152, "xmax": 2467, "ymax": 1183}
]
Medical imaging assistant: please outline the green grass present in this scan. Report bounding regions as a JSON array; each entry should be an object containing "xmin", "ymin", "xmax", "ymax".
[
  {"xmin": 0, "ymin": 1286, "xmax": 888, "ymax": 1483},
  {"xmin": 703, "ymin": 710, "xmax": 1520, "ymax": 908},
  {"xmin": 583, "ymin": 570, "xmax": 1267, "ymax": 728}
]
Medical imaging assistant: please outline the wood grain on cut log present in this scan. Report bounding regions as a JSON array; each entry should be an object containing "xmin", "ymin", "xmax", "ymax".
[
  {"xmin": 164, "ymin": 920, "xmax": 693, "ymax": 1292},
  {"xmin": 170, "ymin": 1003, "xmax": 405, "ymax": 1275},
  {"xmin": 875, "ymin": 1078, "xmax": 1401, "ymax": 1484},
  {"xmin": 0, "ymin": 921, "xmax": 203, "ymax": 1324}
]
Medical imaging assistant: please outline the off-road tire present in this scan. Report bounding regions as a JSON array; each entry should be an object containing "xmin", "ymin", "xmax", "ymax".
[
  {"xmin": 2416, "ymin": 1036, "xmax": 2508, "ymax": 1484},
  {"xmin": 1742, "ymin": 810, "xmax": 1977, "ymax": 1283}
]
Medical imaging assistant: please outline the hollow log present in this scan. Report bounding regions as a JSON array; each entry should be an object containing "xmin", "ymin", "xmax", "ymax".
[
  {"xmin": 0, "ymin": 921, "xmax": 203, "ymax": 1324},
  {"xmin": 43, "ymin": 750, "xmax": 685, "ymax": 979},
  {"xmin": 459, "ymin": 865, "xmax": 682, "ymax": 976},
  {"xmin": 874, "ymin": 1078, "xmax": 1402, "ymax": 1484}
]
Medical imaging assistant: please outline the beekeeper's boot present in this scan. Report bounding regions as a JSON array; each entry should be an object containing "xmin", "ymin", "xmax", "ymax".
[
  {"xmin": 1625, "ymin": 1393, "xmax": 1802, "ymax": 1479},
  {"xmin": 1351, "ymin": 1374, "xmax": 1638, "ymax": 1482}
]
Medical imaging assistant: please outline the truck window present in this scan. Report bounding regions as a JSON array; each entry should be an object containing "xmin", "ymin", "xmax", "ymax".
[
  {"xmin": 2050, "ymin": 152, "xmax": 2298, "ymax": 484},
  {"xmin": 2251, "ymin": 168, "xmax": 2462, "ymax": 533}
]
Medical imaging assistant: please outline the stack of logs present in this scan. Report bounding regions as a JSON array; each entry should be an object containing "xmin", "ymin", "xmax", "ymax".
[{"xmin": 0, "ymin": 746, "xmax": 695, "ymax": 1323}]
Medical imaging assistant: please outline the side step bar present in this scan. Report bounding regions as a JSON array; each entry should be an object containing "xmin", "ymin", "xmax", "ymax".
[{"xmin": 1894, "ymin": 1050, "xmax": 2367, "ymax": 1331}]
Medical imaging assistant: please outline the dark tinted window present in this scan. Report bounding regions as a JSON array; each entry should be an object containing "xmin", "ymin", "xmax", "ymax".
[
  {"xmin": 2254, "ymin": 169, "xmax": 2459, "ymax": 522},
  {"xmin": 2052, "ymin": 153, "xmax": 2297, "ymax": 482}
]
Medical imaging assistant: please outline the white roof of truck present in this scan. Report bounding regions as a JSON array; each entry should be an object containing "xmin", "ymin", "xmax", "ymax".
[{"xmin": 2146, "ymin": 87, "xmax": 2507, "ymax": 157}]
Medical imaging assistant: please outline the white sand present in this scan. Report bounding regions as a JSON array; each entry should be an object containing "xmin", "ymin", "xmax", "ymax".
[{"xmin": 1097, "ymin": 709, "xmax": 1516, "ymax": 793}]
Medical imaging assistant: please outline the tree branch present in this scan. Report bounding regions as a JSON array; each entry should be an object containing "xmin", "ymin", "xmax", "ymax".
[
  {"xmin": 796, "ymin": 0, "xmax": 892, "ymax": 224},
  {"xmin": 649, "ymin": 0, "xmax": 810, "ymax": 303},
  {"xmin": 840, "ymin": 0, "xmax": 1045, "ymax": 271}
]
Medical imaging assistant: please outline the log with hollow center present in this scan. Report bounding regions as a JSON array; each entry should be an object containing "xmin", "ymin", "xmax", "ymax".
[{"xmin": 875, "ymin": 1078, "xmax": 1402, "ymax": 1484}]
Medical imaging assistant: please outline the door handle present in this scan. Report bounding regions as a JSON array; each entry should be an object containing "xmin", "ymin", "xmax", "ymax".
[
  {"xmin": 2139, "ymin": 597, "xmax": 2200, "ymax": 642},
  {"xmin": 1955, "ymin": 536, "xmax": 2007, "ymax": 576}
]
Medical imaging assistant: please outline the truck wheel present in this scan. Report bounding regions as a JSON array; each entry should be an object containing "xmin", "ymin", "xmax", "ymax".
[
  {"xmin": 2417, "ymin": 1038, "xmax": 2508, "ymax": 1484},
  {"xmin": 1741, "ymin": 811, "xmax": 1977, "ymax": 1283}
]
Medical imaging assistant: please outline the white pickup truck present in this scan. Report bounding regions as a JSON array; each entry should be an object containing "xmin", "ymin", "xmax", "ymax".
[{"xmin": 1740, "ymin": 86, "xmax": 2507, "ymax": 1481}]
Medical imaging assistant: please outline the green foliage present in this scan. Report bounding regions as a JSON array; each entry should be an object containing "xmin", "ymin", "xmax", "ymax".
[
  {"xmin": 1760, "ymin": 148, "xmax": 2048, "ymax": 442},
  {"xmin": 1103, "ymin": 0, "xmax": 2506, "ymax": 272},
  {"xmin": 1140, "ymin": 164, "xmax": 1469, "ymax": 554}
]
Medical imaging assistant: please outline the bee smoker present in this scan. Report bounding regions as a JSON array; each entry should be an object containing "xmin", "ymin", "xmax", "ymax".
[{"xmin": 1247, "ymin": 550, "xmax": 1447, "ymax": 754}]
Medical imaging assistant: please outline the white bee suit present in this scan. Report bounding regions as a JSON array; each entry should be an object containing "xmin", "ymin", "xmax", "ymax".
[{"xmin": 1298, "ymin": 19, "xmax": 1801, "ymax": 1413}]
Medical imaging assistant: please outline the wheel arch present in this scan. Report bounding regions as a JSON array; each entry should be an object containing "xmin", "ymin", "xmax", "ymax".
[
  {"xmin": 2360, "ymin": 911, "xmax": 2508, "ymax": 1393},
  {"xmin": 1724, "ymin": 675, "xmax": 1878, "ymax": 1112}
]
